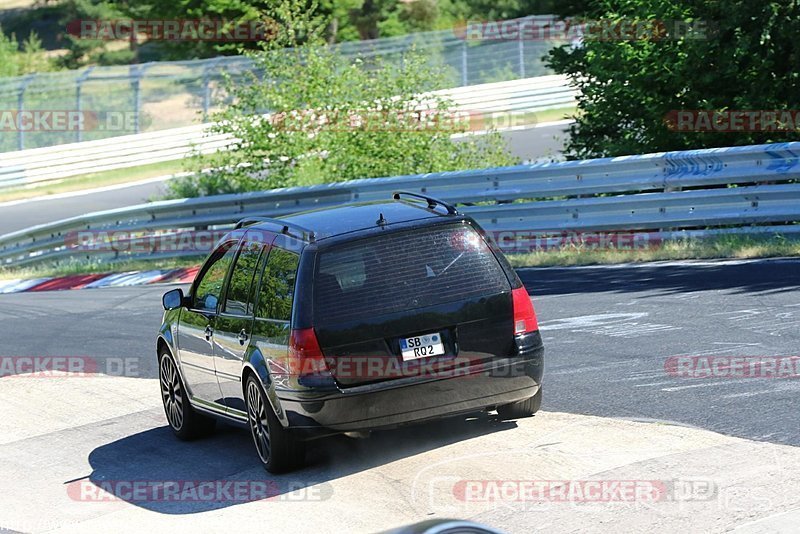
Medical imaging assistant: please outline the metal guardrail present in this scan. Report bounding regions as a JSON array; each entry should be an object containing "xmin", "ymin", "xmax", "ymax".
[
  {"xmin": 0, "ymin": 124, "xmax": 232, "ymax": 189},
  {"xmin": 1, "ymin": 141, "xmax": 798, "ymax": 267},
  {"xmin": 0, "ymin": 16, "xmax": 561, "ymax": 152},
  {"xmin": 0, "ymin": 75, "xmax": 577, "ymax": 190}
]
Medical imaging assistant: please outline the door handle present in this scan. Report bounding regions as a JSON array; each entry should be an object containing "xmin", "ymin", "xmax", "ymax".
[
  {"xmin": 237, "ymin": 329, "xmax": 249, "ymax": 346},
  {"xmin": 204, "ymin": 325, "xmax": 213, "ymax": 341}
]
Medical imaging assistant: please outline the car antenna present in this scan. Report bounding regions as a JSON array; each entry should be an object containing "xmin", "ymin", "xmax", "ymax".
[{"xmin": 376, "ymin": 213, "xmax": 387, "ymax": 226}]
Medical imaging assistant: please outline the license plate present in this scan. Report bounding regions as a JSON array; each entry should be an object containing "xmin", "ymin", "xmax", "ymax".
[{"xmin": 400, "ymin": 332, "xmax": 445, "ymax": 361}]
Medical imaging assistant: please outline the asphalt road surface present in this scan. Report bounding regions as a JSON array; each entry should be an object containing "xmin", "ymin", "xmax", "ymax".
[
  {"xmin": 2, "ymin": 258, "xmax": 799, "ymax": 532},
  {"xmin": 0, "ymin": 123, "xmax": 570, "ymax": 236},
  {"xmin": 521, "ymin": 259, "xmax": 800, "ymax": 446},
  {"xmin": 1, "ymin": 258, "xmax": 798, "ymax": 445}
]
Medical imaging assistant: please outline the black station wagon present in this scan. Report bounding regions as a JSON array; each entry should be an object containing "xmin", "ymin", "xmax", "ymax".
[{"xmin": 157, "ymin": 192, "xmax": 544, "ymax": 472}]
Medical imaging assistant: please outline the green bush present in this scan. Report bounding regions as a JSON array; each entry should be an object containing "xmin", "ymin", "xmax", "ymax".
[
  {"xmin": 170, "ymin": 3, "xmax": 516, "ymax": 197},
  {"xmin": 0, "ymin": 27, "xmax": 52, "ymax": 76},
  {"xmin": 548, "ymin": 0, "xmax": 800, "ymax": 159}
]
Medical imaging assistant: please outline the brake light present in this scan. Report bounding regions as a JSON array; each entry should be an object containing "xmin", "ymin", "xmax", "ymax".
[
  {"xmin": 288, "ymin": 328, "xmax": 329, "ymax": 377},
  {"xmin": 512, "ymin": 287, "xmax": 539, "ymax": 335}
]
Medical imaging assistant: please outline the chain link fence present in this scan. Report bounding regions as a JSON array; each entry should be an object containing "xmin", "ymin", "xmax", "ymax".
[{"xmin": 0, "ymin": 17, "xmax": 565, "ymax": 153}]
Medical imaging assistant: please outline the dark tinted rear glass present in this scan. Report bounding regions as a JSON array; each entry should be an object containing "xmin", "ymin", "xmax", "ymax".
[
  {"xmin": 313, "ymin": 223, "xmax": 510, "ymax": 324},
  {"xmin": 256, "ymin": 248, "xmax": 300, "ymax": 322}
]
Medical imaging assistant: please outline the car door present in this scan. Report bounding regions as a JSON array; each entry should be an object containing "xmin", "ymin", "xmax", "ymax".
[
  {"xmin": 249, "ymin": 239, "xmax": 302, "ymax": 388},
  {"xmin": 214, "ymin": 232, "xmax": 271, "ymax": 413},
  {"xmin": 177, "ymin": 238, "xmax": 240, "ymax": 405}
]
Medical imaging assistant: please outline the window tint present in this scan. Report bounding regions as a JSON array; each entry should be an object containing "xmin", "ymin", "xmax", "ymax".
[
  {"xmin": 256, "ymin": 248, "xmax": 300, "ymax": 322},
  {"xmin": 194, "ymin": 240, "xmax": 239, "ymax": 312},
  {"xmin": 223, "ymin": 240, "xmax": 265, "ymax": 316},
  {"xmin": 314, "ymin": 223, "xmax": 510, "ymax": 324}
]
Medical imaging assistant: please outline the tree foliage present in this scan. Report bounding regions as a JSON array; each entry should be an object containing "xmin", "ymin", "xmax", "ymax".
[
  {"xmin": 0, "ymin": 26, "xmax": 52, "ymax": 76},
  {"xmin": 547, "ymin": 0, "xmax": 800, "ymax": 158},
  {"xmin": 56, "ymin": 0, "xmax": 133, "ymax": 68},
  {"xmin": 4, "ymin": 0, "xmax": 563, "ymax": 68},
  {"xmin": 169, "ymin": 1, "xmax": 515, "ymax": 197}
]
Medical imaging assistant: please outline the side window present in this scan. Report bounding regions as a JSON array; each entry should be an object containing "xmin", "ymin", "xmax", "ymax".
[
  {"xmin": 193, "ymin": 240, "xmax": 238, "ymax": 312},
  {"xmin": 223, "ymin": 240, "xmax": 265, "ymax": 316},
  {"xmin": 256, "ymin": 248, "xmax": 300, "ymax": 322}
]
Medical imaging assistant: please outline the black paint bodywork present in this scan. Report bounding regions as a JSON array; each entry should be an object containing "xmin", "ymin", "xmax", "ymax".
[{"xmin": 157, "ymin": 199, "xmax": 544, "ymax": 439}]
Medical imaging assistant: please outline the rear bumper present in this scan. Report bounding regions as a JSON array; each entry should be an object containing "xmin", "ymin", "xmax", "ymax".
[{"xmin": 276, "ymin": 331, "xmax": 544, "ymax": 438}]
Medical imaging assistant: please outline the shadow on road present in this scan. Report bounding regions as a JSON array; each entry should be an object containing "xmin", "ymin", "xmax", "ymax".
[
  {"xmin": 520, "ymin": 259, "xmax": 800, "ymax": 296},
  {"xmin": 80, "ymin": 412, "xmax": 519, "ymax": 514}
]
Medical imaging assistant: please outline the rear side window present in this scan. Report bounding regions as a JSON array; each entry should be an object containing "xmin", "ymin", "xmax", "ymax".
[
  {"xmin": 314, "ymin": 223, "xmax": 510, "ymax": 324},
  {"xmin": 223, "ymin": 240, "xmax": 264, "ymax": 316},
  {"xmin": 256, "ymin": 248, "xmax": 300, "ymax": 322}
]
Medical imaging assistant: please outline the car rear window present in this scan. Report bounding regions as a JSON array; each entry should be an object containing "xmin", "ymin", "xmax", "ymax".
[{"xmin": 313, "ymin": 223, "xmax": 510, "ymax": 324}]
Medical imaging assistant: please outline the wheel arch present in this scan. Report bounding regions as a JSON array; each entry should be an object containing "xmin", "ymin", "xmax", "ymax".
[
  {"xmin": 242, "ymin": 353, "xmax": 289, "ymax": 427},
  {"xmin": 157, "ymin": 335, "xmax": 171, "ymax": 358},
  {"xmin": 156, "ymin": 333, "xmax": 193, "ymax": 406}
]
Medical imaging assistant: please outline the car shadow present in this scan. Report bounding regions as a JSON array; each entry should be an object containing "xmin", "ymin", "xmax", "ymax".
[
  {"xmin": 78, "ymin": 411, "xmax": 521, "ymax": 514},
  {"xmin": 519, "ymin": 259, "xmax": 800, "ymax": 297}
]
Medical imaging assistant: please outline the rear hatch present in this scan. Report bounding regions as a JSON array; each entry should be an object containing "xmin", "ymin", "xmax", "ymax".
[{"xmin": 312, "ymin": 222, "xmax": 514, "ymax": 387}]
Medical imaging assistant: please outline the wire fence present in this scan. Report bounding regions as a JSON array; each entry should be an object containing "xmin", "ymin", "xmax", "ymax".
[{"xmin": 0, "ymin": 17, "xmax": 565, "ymax": 153}]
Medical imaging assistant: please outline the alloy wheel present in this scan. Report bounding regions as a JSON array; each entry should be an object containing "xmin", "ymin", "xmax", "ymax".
[
  {"xmin": 160, "ymin": 355, "xmax": 184, "ymax": 431},
  {"xmin": 247, "ymin": 379, "xmax": 271, "ymax": 465}
]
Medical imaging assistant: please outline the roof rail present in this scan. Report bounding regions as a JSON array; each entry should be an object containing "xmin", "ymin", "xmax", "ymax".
[
  {"xmin": 392, "ymin": 191, "xmax": 459, "ymax": 215},
  {"xmin": 234, "ymin": 217, "xmax": 316, "ymax": 242}
]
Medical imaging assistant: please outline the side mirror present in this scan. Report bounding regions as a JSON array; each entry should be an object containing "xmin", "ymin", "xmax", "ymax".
[{"xmin": 162, "ymin": 288, "xmax": 185, "ymax": 311}]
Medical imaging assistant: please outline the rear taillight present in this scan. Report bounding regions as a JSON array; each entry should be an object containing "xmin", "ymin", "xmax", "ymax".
[
  {"xmin": 512, "ymin": 287, "xmax": 539, "ymax": 335},
  {"xmin": 288, "ymin": 328, "xmax": 329, "ymax": 377}
]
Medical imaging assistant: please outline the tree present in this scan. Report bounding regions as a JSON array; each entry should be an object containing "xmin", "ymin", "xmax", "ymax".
[
  {"xmin": 0, "ymin": 27, "xmax": 52, "ymax": 76},
  {"xmin": 57, "ymin": 0, "xmax": 132, "ymax": 68},
  {"xmin": 457, "ymin": 0, "xmax": 561, "ymax": 21},
  {"xmin": 0, "ymin": 28, "xmax": 19, "ymax": 78},
  {"xmin": 547, "ymin": 0, "xmax": 800, "ymax": 159},
  {"xmin": 318, "ymin": 0, "xmax": 364, "ymax": 43},
  {"xmin": 169, "ymin": 1, "xmax": 515, "ymax": 197},
  {"xmin": 17, "ymin": 33, "xmax": 52, "ymax": 74}
]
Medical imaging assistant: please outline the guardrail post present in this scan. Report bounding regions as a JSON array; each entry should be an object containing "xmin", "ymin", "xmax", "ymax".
[
  {"xmin": 75, "ymin": 66, "xmax": 95, "ymax": 143},
  {"xmin": 130, "ymin": 64, "xmax": 149, "ymax": 134},
  {"xmin": 17, "ymin": 74, "xmax": 35, "ymax": 151},
  {"xmin": 202, "ymin": 58, "xmax": 221, "ymax": 121},
  {"xmin": 461, "ymin": 41, "xmax": 468, "ymax": 86}
]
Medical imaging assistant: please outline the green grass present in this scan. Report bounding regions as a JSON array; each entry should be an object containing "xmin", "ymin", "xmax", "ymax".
[
  {"xmin": 2, "ymin": 235, "xmax": 798, "ymax": 282},
  {"xmin": 506, "ymin": 235, "xmax": 800, "ymax": 268},
  {"xmin": 516, "ymin": 105, "xmax": 576, "ymax": 127},
  {"xmin": 0, "ymin": 256, "xmax": 201, "ymax": 281},
  {"xmin": 0, "ymin": 0, "xmax": 38, "ymax": 9},
  {"xmin": 0, "ymin": 160, "xmax": 190, "ymax": 203},
  {"xmin": 464, "ymin": 105, "xmax": 576, "ymax": 132}
]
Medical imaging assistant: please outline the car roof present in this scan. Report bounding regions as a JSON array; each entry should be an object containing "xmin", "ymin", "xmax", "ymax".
[{"xmin": 252, "ymin": 199, "xmax": 456, "ymax": 241}]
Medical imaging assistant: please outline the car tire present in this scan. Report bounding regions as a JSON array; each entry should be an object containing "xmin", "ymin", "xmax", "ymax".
[
  {"xmin": 245, "ymin": 375, "xmax": 306, "ymax": 473},
  {"xmin": 497, "ymin": 386, "xmax": 542, "ymax": 420},
  {"xmin": 159, "ymin": 350, "xmax": 217, "ymax": 440}
]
